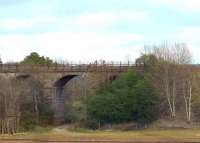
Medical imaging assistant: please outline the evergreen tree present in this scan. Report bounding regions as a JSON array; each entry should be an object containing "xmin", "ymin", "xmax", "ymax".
[
  {"xmin": 21, "ymin": 52, "xmax": 53, "ymax": 65},
  {"xmin": 86, "ymin": 70, "xmax": 159, "ymax": 127}
]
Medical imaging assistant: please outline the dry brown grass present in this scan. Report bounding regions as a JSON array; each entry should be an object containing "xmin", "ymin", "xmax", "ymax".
[{"xmin": 1, "ymin": 128, "xmax": 200, "ymax": 142}]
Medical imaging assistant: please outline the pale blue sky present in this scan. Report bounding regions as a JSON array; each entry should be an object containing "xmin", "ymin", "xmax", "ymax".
[{"xmin": 0, "ymin": 0, "xmax": 200, "ymax": 63}]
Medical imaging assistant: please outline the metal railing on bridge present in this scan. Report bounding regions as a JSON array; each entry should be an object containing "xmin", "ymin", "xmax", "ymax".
[{"xmin": 0, "ymin": 62, "xmax": 136, "ymax": 73}]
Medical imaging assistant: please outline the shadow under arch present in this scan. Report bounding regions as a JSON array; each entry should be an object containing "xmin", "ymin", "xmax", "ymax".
[
  {"xmin": 54, "ymin": 75, "xmax": 79, "ymax": 87},
  {"xmin": 15, "ymin": 74, "xmax": 43, "ymax": 90},
  {"xmin": 16, "ymin": 74, "xmax": 31, "ymax": 79},
  {"xmin": 53, "ymin": 74, "xmax": 79, "ymax": 124}
]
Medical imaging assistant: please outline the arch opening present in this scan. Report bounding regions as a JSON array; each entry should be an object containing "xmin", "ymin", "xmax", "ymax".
[
  {"xmin": 53, "ymin": 75, "xmax": 79, "ymax": 124},
  {"xmin": 54, "ymin": 75, "xmax": 78, "ymax": 87},
  {"xmin": 16, "ymin": 74, "xmax": 31, "ymax": 79}
]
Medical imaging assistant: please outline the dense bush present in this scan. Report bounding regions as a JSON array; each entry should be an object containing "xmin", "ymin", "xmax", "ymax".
[{"xmin": 86, "ymin": 70, "xmax": 159, "ymax": 127}]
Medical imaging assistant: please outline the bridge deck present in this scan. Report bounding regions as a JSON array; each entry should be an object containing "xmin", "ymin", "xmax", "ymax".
[{"xmin": 0, "ymin": 64, "xmax": 136, "ymax": 73}]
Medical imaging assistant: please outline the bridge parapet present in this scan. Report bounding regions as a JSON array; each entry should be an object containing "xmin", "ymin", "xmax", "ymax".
[{"xmin": 0, "ymin": 63, "xmax": 136, "ymax": 73}]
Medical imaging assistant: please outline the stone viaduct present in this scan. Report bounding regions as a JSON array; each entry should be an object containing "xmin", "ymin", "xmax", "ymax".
[{"xmin": 0, "ymin": 63, "xmax": 136, "ymax": 124}]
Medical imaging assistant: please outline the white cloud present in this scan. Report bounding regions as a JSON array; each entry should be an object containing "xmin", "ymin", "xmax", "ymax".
[
  {"xmin": 188, "ymin": 45, "xmax": 200, "ymax": 63},
  {"xmin": 0, "ymin": 10, "xmax": 147, "ymax": 63},
  {"xmin": 78, "ymin": 11, "xmax": 148, "ymax": 26},
  {"xmin": 0, "ymin": 16, "xmax": 57, "ymax": 30},
  {"xmin": 177, "ymin": 26, "xmax": 200, "ymax": 43},
  {"xmin": 0, "ymin": 18, "xmax": 31, "ymax": 29},
  {"xmin": 0, "ymin": 10, "xmax": 148, "ymax": 30},
  {"xmin": 0, "ymin": 32, "xmax": 143, "ymax": 63},
  {"xmin": 150, "ymin": 0, "xmax": 200, "ymax": 12},
  {"xmin": 175, "ymin": 26, "xmax": 200, "ymax": 63}
]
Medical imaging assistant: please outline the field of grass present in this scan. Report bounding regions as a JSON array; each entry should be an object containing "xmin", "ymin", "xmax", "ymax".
[{"xmin": 1, "ymin": 127, "xmax": 200, "ymax": 142}]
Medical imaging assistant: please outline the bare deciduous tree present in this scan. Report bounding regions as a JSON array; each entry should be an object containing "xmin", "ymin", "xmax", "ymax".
[
  {"xmin": 181, "ymin": 65, "xmax": 198, "ymax": 122},
  {"xmin": 0, "ymin": 75, "xmax": 43, "ymax": 134},
  {"xmin": 0, "ymin": 76, "xmax": 22, "ymax": 134},
  {"xmin": 141, "ymin": 43, "xmax": 192, "ymax": 119}
]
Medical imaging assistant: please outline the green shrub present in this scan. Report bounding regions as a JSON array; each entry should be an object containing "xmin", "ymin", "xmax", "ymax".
[
  {"xmin": 132, "ymin": 80, "xmax": 159, "ymax": 125},
  {"xmin": 86, "ymin": 69, "xmax": 159, "ymax": 128},
  {"xmin": 86, "ymin": 119, "xmax": 99, "ymax": 130}
]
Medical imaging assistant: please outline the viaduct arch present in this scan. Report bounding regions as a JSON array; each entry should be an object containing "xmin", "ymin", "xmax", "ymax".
[{"xmin": 0, "ymin": 64, "xmax": 137, "ymax": 124}]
